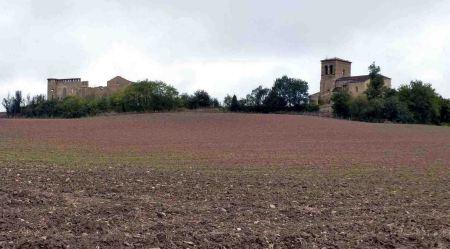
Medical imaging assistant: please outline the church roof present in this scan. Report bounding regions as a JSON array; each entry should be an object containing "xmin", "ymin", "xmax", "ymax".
[
  {"xmin": 321, "ymin": 57, "xmax": 352, "ymax": 63},
  {"xmin": 335, "ymin": 75, "xmax": 391, "ymax": 83},
  {"xmin": 107, "ymin": 76, "xmax": 133, "ymax": 84}
]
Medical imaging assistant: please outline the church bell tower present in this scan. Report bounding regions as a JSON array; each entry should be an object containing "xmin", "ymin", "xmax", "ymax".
[{"xmin": 319, "ymin": 58, "xmax": 352, "ymax": 103}]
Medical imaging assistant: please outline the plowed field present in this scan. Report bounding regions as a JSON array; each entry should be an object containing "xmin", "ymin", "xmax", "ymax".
[{"xmin": 0, "ymin": 113, "xmax": 449, "ymax": 248}]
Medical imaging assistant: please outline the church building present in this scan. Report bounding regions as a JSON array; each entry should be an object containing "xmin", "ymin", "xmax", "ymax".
[{"xmin": 310, "ymin": 58, "xmax": 391, "ymax": 105}]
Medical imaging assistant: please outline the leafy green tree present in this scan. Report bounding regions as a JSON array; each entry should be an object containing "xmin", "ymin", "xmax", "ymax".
[
  {"xmin": 271, "ymin": 76, "xmax": 309, "ymax": 108},
  {"xmin": 2, "ymin": 91, "xmax": 23, "ymax": 117},
  {"xmin": 91, "ymin": 97, "xmax": 110, "ymax": 113},
  {"xmin": 260, "ymin": 76, "xmax": 309, "ymax": 112},
  {"xmin": 384, "ymin": 88, "xmax": 398, "ymax": 98},
  {"xmin": 110, "ymin": 90, "xmax": 126, "ymax": 112},
  {"xmin": 398, "ymin": 81, "xmax": 440, "ymax": 124},
  {"xmin": 186, "ymin": 90, "xmax": 212, "ymax": 109},
  {"xmin": 25, "ymin": 96, "xmax": 61, "ymax": 118},
  {"xmin": 230, "ymin": 95, "xmax": 240, "ymax": 112},
  {"xmin": 382, "ymin": 96, "xmax": 414, "ymax": 123},
  {"xmin": 349, "ymin": 95, "xmax": 369, "ymax": 121},
  {"xmin": 238, "ymin": 97, "xmax": 248, "ymax": 109},
  {"xmin": 365, "ymin": 98, "xmax": 386, "ymax": 122},
  {"xmin": 23, "ymin": 95, "xmax": 46, "ymax": 117},
  {"xmin": 211, "ymin": 98, "xmax": 220, "ymax": 108},
  {"xmin": 331, "ymin": 90, "xmax": 351, "ymax": 118},
  {"xmin": 13, "ymin": 91, "xmax": 23, "ymax": 116},
  {"xmin": 122, "ymin": 80, "xmax": 179, "ymax": 112},
  {"xmin": 193, "ymin": 90, "xmax": 212, "ymax": 108},
  {"xmin": 60, "ymin": 96, "xmax": 85, "ymax": 118},
  {"xmin": 349, "ymin": 95, "xmax": 413, "ymax": 123},
  {"xmin": 306, "ymin": 103, "xmax": 320, "ymax": 112},
  {"xmin": 223, "ymin": 95, "xmax": 233, "ymax": 109},
  {"xmin": 178, "ymin": 93, "xmax": 190, "ymax": 108},
  {"xmin": 263, "ymin": 90, "xmax": 287, "ymax": 112},
  {"xmin": 246, "ymin": 86, "xmax": 270, "ymax": 107},
  {"xmin": 365, "ymin": 62, "xmax": 387, "ymax": 100},
  {"xmin": 438, "ymin": 97, "xmax": 450, "ymax": 124},
  {"xmin": 2, "ymin": 94, "xmax": 13, "ymax": 117}
]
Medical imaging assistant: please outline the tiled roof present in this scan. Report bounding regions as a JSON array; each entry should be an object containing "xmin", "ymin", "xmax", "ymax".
[
  {"xmin": 108, "ymin": 76, "xmax": 132, "ymax": 83},
  {"xmin": 335, "ymin": 75, "xmax": 390, "ymax": 83}
]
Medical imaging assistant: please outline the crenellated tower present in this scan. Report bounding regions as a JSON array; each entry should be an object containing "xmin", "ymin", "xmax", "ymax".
[{"xmin": 47, "ymin": 78, "xmax": 58, "ymax": 100}]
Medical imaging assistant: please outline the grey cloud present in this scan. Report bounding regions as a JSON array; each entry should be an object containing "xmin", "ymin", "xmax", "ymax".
[{"xmin": 1, "ymin": 0, "xmax": 449, "ymax": 110}]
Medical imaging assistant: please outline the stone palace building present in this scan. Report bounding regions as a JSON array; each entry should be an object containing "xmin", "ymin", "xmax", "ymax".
[{"xmin": 47, "ymin": 76, "xmax": 132, "ymax": 100}]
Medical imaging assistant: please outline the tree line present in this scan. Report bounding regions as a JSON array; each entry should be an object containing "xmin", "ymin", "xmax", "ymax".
[
  {"xmin": 2, "ymin": 75, "xmax": 317, "ymax": 118},
  {"xmin": 331, "ymin": 63, "xmax": 450, "ymax": 125},
  {"xmin": 3, "ymin": 69, "xmax": 449, "ymax": 125},
  {"xmin": 222, "ymin": 76, "xmax": 318, "ymax": 113},
  {"xmin": 2, "ymin": 80, "xmax": 220, "ymax": 118}
]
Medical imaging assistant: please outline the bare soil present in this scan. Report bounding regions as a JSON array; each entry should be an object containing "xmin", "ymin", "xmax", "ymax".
[{"xmin": 0, "ymin": 113, "xmax": 449, "ymax": 248}]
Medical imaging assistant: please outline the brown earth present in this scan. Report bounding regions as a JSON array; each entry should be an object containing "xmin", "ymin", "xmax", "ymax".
[{"xmin": 0, "ymin": 113, "xmax": 449, "ymax": 248}]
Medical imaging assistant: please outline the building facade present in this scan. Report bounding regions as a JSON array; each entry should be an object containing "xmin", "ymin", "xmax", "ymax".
[
  {"xmin": 47, "ymin": 76, "xmax": 132, "ymax": 100},
  {"xmin": 310, "ymin": 58, "xmax": 391, "ymax": 105}
]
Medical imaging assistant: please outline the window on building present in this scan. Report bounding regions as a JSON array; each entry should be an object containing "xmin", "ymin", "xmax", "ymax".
[
  {"xmin": 325, "ymin": 65, "xmax": 328, "ymax": 75},
  {"xmin": 356, "ymin": 86, "xmax": 359, "ymax": 92},
  {"xmin": 330, "ymin": 65, "xmax": 334, "ymax": 75},
  {"xmin": 342, "ymin": 69, "xmax": 345, "ymax": 76}
]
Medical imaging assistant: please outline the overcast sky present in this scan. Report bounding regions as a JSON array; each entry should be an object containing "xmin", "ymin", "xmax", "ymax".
[{"xmin": 1, "ymin": 0, "xmax": 449, "ymax": 109}]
